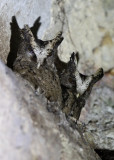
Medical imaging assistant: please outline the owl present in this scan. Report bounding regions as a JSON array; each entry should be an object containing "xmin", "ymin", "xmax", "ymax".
[{"xmin": 12, "ymin": 21, "xmax": 104, "ymax": 122}]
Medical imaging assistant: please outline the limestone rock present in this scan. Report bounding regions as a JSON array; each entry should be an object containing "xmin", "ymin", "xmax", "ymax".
[{"xmin": 82, "ymin": 85, "xmax": 114, "ymax": 150}]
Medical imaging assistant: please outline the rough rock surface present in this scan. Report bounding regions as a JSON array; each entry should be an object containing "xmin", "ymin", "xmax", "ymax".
[{"xmin": 82, "ymin": 85, "xmax": 114, "ymax": 150}]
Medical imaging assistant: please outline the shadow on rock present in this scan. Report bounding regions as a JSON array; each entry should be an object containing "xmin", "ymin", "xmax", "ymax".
[{"xmin": 7, "ymin": 16, "xmax": 41, "ymax": 69}]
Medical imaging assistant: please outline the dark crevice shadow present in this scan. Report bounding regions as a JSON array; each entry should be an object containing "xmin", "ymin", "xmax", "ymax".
[
  {"xmin": 7, "ymin": 16, "xmax": 20, "ymax": 69},
  {"xmin": 95, "ymin": 149, "xmax": 114, "ymax": 160},
  {"xmin": 7, "ymin": 16, "xmax": 41, "ymax": 69}
]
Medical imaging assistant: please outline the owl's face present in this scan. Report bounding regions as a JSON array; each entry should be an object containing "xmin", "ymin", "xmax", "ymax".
[{"xmin": 19, "ymin": 25, "xmax": 63, "ymax": 68}]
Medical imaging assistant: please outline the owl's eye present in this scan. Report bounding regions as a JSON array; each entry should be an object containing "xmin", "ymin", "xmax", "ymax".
[
  {"xmin": 31, "ymin": 54, "xmax": 37, "ymax": 62},
  {"xmin": 47, "ymin": 49, "xmax": 53, "ymax": 56},
  {"xmin": 26, "ymin": 49, "xmax": 37, "ymax": 62},
  {"xmin": 47, "ymin": 49, "xmax": 52, "ymax": 52}
]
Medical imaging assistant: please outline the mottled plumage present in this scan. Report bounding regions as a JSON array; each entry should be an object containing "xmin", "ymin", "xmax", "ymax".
[{"xmin": 12, "ymin": 21, "xmax": 104, "ymax": 122}]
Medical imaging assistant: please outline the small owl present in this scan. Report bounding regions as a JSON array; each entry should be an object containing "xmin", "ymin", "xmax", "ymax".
[{"xmin": 12, "ymin": 22, "xmax": 104, "ymax": 122}]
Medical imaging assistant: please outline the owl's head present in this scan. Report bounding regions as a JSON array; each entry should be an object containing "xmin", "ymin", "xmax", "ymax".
[{"xmin": 18, "ymin": 25, "xmax": 63, "ymax": 68}]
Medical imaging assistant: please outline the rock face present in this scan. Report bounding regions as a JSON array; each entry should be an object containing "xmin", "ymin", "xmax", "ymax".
[
  {"xmin": 0, "ymin": 0, "xmax": 114, "ymax": 160},
  {"xmin": 84, "ymin": 86, "xmax": 114, "ymax": 150}
]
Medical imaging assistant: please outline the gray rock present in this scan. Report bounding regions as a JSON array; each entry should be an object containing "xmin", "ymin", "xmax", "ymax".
[{"xmin": 82, "ymin": 86, "xmax": 114, "ymax": 150}]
